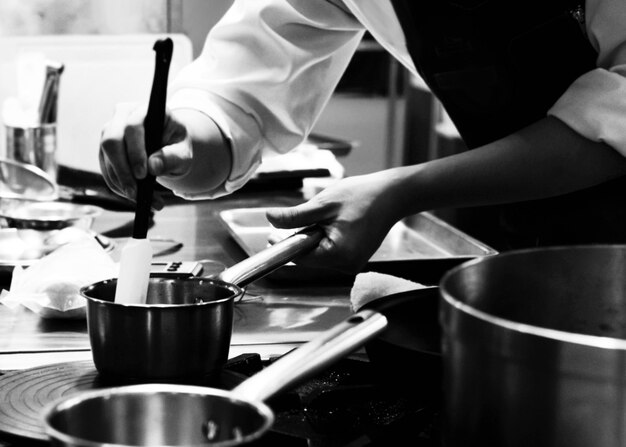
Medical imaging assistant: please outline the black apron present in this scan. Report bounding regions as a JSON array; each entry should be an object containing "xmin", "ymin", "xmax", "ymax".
[{"xmin": 390, "ymin": 0, "xmax": 626, "ymax": 250}]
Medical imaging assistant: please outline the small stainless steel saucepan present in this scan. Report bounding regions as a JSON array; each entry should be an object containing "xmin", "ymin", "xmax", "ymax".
[
  {"xmin": 80, "ymin": 226, "xmax": 324, "ymax": 381},
  {"xmin": 43, "ymin": 309, "xmax": 388, "ymax": 447}
]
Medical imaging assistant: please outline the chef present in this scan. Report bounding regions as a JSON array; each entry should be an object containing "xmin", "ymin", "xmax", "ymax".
[{"xmin": 100, "ymin": 0, "xmax": 626, "ymax": 273}]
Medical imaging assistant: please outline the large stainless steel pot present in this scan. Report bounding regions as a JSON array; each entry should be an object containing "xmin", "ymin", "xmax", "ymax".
[
  {"xmin": 439, "ymin": 245, "xmax": 626, "ymax": 447},
  {"xmin": 80, "ymin": 226, "xmax": 323, "ymax": 381},
  {"xmin": 43, "ymin": 309, "xmax": 388, "ymax": 447}
]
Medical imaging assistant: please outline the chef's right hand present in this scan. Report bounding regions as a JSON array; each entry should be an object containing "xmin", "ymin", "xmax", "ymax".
[{"xmin": 99, "ymin": 102, "xmax": 193, "ymax": 209}]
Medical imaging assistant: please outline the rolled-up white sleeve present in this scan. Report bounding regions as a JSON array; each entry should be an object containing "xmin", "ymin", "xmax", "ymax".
[
  {"xmin": 167, "ymin": 0, "xmax": 365, "ymax": 198},
  {"xmin": 548, "ymin": 0, "xmax": 626, "ymax": 157}
]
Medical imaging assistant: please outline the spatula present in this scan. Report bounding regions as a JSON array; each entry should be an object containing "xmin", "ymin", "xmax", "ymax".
[{"xmin": 114, "ymin": 38, "xmax": 173, "ymax": 304}]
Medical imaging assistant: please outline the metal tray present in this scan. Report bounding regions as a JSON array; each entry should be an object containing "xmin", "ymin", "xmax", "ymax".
[{"xmin": 219, "ymin": 208, "xmax": 497, "ymax": 285}]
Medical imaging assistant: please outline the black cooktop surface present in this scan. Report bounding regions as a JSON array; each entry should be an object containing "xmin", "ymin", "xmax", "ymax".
[{"xmin": 0, "ymin": 354, "xmax": 441, "ymax": 447}]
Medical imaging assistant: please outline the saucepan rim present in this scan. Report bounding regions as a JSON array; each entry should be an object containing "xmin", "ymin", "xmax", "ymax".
[
  {"xmin": 80, "ymin": 277, "xmax": 241, "ymax": 309},
  {"xmin": 42, "ymin": 383, "xmax": 275, "ymax": 447},
  {"xmin": 440, "ymin": 244, "xmax": 626, "ymax": 350}
]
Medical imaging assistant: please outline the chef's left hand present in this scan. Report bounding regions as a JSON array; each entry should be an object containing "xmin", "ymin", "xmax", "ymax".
[
  {"xmin": 99, "ymin": 102, "xmax": 193, "ymax": 210},
  {"xmin": 266, "ymin": 171, "xmax": 402, "ymax": 273}
]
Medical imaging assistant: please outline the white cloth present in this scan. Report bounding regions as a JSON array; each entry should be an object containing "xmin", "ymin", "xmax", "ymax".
[
  {"xmin": 350, "ymin": 271, "xmax": 427, "ymax": 312},
  {"xmin": 167, "ymin": 0, "xmax": 626, "ymax": 198}
]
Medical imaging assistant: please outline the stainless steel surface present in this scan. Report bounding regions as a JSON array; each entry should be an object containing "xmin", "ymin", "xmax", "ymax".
[
  {"xmin": 38, "ymin": 61, "xmax": 64, "ymax": 125},
  {"xmin": 0, "ymin": 200, "xmax": 102, "ymax": 230},
  {"xmin": 229, "ymin": 295, "xmax": 350, "ymax": 346},
  {"xmin": 0, "ymin": 158, "xmax": 58, "ymax": 201},
  {"xmin": 150, "ymin": 236, "xmax": 184, "ymax": 257},
  {"xmin": 43, "ymin": 310, "xmax": 387, "ymax": 447},
  {"xmin": 0, "ymin": 227, "xmax": 113, "ymax": 272},
  {"xmin": 439, "ymin": 245, "xmax": 626, "ymax": 447},
  {"xmin": 216, "ymin": 225, "xmax": 325, "ymax": 286},
  {"xmin": 5, "ymin": 124, "xmax": 58, "ymax": 180},
  {"xmin": 43, "ymin": 227, "xmax": 114, "ymax": 252},
  {"xmin": 81, "ymin": 226, "xmax": 324, "ymax": 380},
  {"xmin": 219, "ymin": 208, "xmax": 496, "ymax": 282}
]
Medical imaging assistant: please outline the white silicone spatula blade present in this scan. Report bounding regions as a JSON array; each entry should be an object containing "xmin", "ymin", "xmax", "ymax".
[{"xmin": 114, "ymin": 238, "xmax": 152, "ymax": 304}]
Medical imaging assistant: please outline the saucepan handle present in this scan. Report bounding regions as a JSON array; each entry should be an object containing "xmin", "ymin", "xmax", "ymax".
[
  {"xmin": 231, "ymin": 309, "xmax": 388, "ymax": 403},
  {"xmin": 215, "ymin": 225, "xmax": 325, "ymax": 287}
]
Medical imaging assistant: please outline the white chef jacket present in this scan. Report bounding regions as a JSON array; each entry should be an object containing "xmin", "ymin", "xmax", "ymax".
[{"xmin": 166, "ymin": 0, "xmax": 626, "ymax": 199}]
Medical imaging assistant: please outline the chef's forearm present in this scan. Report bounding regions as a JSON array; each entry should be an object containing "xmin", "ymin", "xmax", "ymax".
[
  {"xmin": 389, "ymin": 116, "xmax": 626, "ymax": 216},
  {"xmin": 157, "ymin": 109, "xmax": 233, "ymax": 197}
]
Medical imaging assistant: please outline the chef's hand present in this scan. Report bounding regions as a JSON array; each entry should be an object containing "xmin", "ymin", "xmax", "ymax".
[
  {"xmin": 99, "ymin": 102, "xmax": 193, "ymax": 210},
  {"xmin": 266, "ymin": 172, "xmax": 402, "ymax": 273}
]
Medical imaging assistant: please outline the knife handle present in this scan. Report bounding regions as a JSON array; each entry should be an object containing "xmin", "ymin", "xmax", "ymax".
[{"xmin": 133, "ymin": 38, "xmax": 173, "ymax": 240}]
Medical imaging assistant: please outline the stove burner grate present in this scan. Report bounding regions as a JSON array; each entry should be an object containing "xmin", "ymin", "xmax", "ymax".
[{"xmin": 0, "ymin": 360, "xmax": 99, "ymax": 442}]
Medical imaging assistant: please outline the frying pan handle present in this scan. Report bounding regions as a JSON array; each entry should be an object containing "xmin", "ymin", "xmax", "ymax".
[
  {"xmin": 231, "ymin": 309, "xmax": 388, "ymax": 403},
  {"xmin": 216, "ymin": 225, "xmax": 325, "ymax": 287}
]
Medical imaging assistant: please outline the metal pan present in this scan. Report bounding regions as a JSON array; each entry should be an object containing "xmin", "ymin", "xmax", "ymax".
[
  {"xmin": 358, "ymin": 287, "xmax": 443, "ymax": 402},
  {"xmin": 219, "ymin": 208, "xmax": 497, "ymax": 285},
  {"xmin": 79, "ymin": 226, "xmax": 325, "ymax": 381},
  {"xmin": 439, "ymin": 245, "xmax": 626, "ymax": 447},
  {"xmin": 357, "ymin": 245, "xmax": 626, "ymax": 445},
  {"xmin": 43, "ymin": 309, "xmax": 388, "ymax": 447}
]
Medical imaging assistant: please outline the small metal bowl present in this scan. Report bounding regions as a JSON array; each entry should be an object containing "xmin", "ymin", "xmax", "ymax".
[{"xmin": 0, "ymin": 200, "xmax": 102, "ymax": 231}]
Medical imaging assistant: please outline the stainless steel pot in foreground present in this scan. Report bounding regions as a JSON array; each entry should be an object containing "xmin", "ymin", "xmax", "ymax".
[
  {"xmin": 439, "ymin": 245, "xmax": 626, "ymax": 447},
  {"xmin": 43, "ymin": 310, "xmax": 387, "ymax": 447},
  {"xmin": 80, "ymin": 226, "xmax": 324, "ymax": 381}
]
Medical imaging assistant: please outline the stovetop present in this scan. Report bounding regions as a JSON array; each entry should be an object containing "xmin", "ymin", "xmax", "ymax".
[
  {"xmin": 0, "ymin": 354, "xmax": 441, "ymax": 447},
  {"xmin": 239, "ymin": 354, "xmax": 441, "ymax": 447}
]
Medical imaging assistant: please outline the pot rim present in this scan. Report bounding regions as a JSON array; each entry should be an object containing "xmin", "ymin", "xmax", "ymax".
[
  {"xmin": 440, "ymin": 244, "xmax": 626, "ymax": 351},
  {"xmin": 80, "ymin": 277, "xmax": 241, "ymax": 309},
  {"xmin": 42, "ymin": 383, "xmax": 275, "ymax": 447}
]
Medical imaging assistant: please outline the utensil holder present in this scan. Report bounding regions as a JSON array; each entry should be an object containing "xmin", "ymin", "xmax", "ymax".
[{"xmin": 5, "ymin": 124, "xmax": 57, "ymax": 181}]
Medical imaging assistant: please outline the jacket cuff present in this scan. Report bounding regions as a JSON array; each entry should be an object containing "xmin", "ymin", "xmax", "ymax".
[{"xmin": 548, "ymin": 66, "xmax": 626, "ymax": 157}]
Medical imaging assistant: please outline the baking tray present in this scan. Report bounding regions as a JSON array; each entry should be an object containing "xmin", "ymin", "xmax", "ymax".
[{"xmin": 219, "ymin": 208, "xmax": 497, "ymax": 285}]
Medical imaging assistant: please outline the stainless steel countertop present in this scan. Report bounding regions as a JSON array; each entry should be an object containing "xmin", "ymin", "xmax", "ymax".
[{"xmin": 0, "ymin": 189, "xmax": 354, "ymax": 371}]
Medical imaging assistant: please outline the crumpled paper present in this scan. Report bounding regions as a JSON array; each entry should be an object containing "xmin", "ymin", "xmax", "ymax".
[{"xmin": 0, "ymin": 234, "xmax": 118, "ymax": 319}]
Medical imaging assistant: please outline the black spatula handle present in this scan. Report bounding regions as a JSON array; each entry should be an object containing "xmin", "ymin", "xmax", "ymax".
[{"xmin": 133, "ymin": 38, "xmax": 173, "ymax": 239}]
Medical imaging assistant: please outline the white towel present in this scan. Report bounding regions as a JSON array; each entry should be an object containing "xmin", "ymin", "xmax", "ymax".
[{"xmin": 349, "ymin": 271, "xmax": 427, "ymax": 312}]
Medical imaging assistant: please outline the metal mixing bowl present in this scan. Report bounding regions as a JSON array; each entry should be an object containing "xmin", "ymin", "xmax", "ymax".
[{"xmin": 0, "ymin": 200, "xmax": 101, "ymax": 231}]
